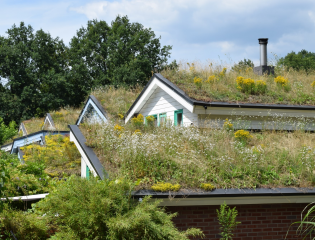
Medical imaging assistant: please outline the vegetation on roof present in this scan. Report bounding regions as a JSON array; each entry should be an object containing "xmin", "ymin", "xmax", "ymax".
[
  {"xmin": 23, "ymin": 117, "xmax": 45, "ymax": 134},
  {"xmin": 20, "ymin": 134, "xmax": 81, "ymax": 178},
  {"xmin": 81, "ymin": 115, "xmax": 315, "ymax": 190},
  {"xmin": 160, "ymin": 62, "xmax": 315, "ymax": 105},
  {"xmin": 45, "ymin": 108, "xmax": 81, "ymax": 131},
  {"xmin": 91, "ymin": 86, "xmax": 142, "ymax": 119}
]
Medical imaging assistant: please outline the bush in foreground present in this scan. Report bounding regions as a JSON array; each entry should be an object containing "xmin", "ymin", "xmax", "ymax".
[{"xmin": 30, "ymin": 176, "xmax": 203, "ymax": 239}]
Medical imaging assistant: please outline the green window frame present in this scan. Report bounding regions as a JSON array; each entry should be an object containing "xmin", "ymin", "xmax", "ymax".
[
  {"xmin": 174, "ymin": 109, "xmax": 183, "ymax": 126},
  {"xmin": 86, "ymin": 165, "xmax": 90, "ymax": 179},
  {"xmin": 158, "ymin": 113, "xmax": 167, "ymax": 127}
]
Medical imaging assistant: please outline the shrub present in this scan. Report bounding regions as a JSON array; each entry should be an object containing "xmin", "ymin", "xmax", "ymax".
[
  {"xmin": 206, "ymin": 75, "xmax": 216, "ymax": 83},
  {"xmin": 151, "ymin": 182, "xmax": 181, "ymax": 192},
  {"xmin": 145, "ymin": 115, "xmax": 155, "ymax": 126},
  {"xmin": 0, "ymin": 205, "xmax": 49, "ymax": 240},
  {"xmin": 200, "ymin": 183, "xmax": 215, "ymax": 191},
  {"xmin": 217, "ymin": 202, "xmax": 241, "ymax": 240},
  {"xmin": 274, "ymin": 76, "xmax": 290, "ymax": 91},
  {"xmin": 0, "ymin": 117, "xmax": 17, "ymax": 145},
  {"xmin": 234, "ymin": 130, "xmax": 252, "ymax": 142},
  {"xmin": 35, "ymin": 176, "xmax": 203, "ymax": 239},
  {"xmin": 193, "ymin": 77, "xmax": 202, "ymax": 88},
  {"xmin": 256, "ymin": 80, "xmax": 267, "ymax": 94},
  {"xmin": 236, "ymin": 77, "xmax": 267, "ymax": 94},
  {"xmin": 131, "ymin": 114, "xmax": 144, "ymax": 128}
]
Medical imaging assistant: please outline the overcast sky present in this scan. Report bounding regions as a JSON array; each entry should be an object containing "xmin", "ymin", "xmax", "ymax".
[{"xmin": 1, "ymin": 0, "xmax": 315, "ymax": 66}]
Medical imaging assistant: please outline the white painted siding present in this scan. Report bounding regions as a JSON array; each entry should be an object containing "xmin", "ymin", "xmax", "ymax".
[
  {"xmin": 69, "ymin": 131, "xmax": 97, "ymax": 178},
  {"xmin": 139, "ymin": 87, "xmax": 198, "ymax": 126}
]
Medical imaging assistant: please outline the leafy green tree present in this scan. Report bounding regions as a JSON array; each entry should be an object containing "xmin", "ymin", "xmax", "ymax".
[
  {"xmin": 278, "ymin": 50, "xmax": 315, "ymax": 72},
  {"xmin": 0, "ymin": 22, "xmax": 86, "ymax": 122},
  {"xmin": 36, "ymin": 176, "xmax": 204, "ymax": 239},
  {"xmin": 69, "ymin": 16, "xmax": 172, "ymax": 87},
  {"xmin": 0, "ymin": 117, "xmax": 17, "ymax": 145},
  {"xmin": 231, "ymin": 58, "xmax": 254, "ymax": 72}
]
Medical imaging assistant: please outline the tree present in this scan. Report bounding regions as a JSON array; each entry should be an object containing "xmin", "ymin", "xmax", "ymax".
[
  {"xmin": 69, "ymin": 16, "xmax": 172, "ymax": 87},
  {"xmin": 231, "ymin": 59, "xmax": 254, "ymax": 72},
  {"xmin": 35, "ymin": 176, "xmax": 204, "ymax": 239},
  {"xmin": 0, "ymin": 22, "xmax": 86, "ymax": 122},
  {"xmin": 0, "ymin": 117, "xmax": 17, "ymax": 145},
  {"xmin": 278, "ymin": 50, "xmax": 315, "ymax": 72}
]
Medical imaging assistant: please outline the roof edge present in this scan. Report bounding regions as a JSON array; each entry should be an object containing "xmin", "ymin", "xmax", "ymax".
[
  {"xmin": 68, "ymin": 125, "xmax": 107, "ymax": 180},
  {"xmin": 133, "ymin": 187, "xmax": 315, "ymax": 198}
]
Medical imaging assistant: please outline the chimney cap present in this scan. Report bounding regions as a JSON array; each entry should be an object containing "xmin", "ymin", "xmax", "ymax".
[{"xmin": 258, "ymin": 38, "xmax": 268, "ymax": 44}]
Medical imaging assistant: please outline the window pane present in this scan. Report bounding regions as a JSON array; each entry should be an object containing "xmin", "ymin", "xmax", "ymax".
[{"xmin": 177, "ymin": 113, "xmax": 182, "ymax": 126}]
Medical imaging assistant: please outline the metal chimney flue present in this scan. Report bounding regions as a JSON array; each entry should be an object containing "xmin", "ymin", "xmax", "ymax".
[
  {"xmin": 259, "ymin": 38, "xmax": 268, "ymax": 66},
  {"xmin": 253, "ymin": 38, "xmax": 274, "ymax": 75}
]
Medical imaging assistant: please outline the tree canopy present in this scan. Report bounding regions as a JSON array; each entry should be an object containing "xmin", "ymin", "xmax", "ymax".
[
  {"xmin": 69, "ymin": 16, "xmax": 172, "ymax": 87},
  {"xmin": 0, "ymin": 17, "xmax": 172, "ymax": 125},
  {"xmin": 278, "ymin": 49, "xmax": 315, "ymax": 72}
]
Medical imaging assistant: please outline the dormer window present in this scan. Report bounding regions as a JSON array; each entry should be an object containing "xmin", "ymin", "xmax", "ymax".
[{"xmin": 174, "ymin": 109, "xmax": 183, "ymax": 126}]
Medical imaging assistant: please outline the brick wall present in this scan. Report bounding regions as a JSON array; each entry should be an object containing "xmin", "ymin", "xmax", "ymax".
[{"xmin": 166, "ymin": 203, "xmax": 309, "ymax": 240}]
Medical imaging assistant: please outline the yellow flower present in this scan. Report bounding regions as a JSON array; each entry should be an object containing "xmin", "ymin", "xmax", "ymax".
[
  {"xmin": 205, "ymin": 75, "xmax": 216, "ymax": 83},
  {"xmin": 134, "ymin": 129, "xmax": 142, "ymax": 135},
  {"xmin": 311, "ymin": 81, "xmax": 315, "ymax": 88},
  {"xmin": 131, "ymin": 114, "xmax": 144, "ymax": 126},
  {"xmin": 114, "ymin": 124, "xmax": 124, "ymax": 132},
  {"xmin": 219, "ymin": 67, "xmax": 227, "ymax": 77},
  {"xmin": 223, "ymin": 119, "xmax": 233, "ymax": 131},
  {"xmin": 274, "ymin": 76, "xmax": 288, "ymax": 87},
  {"xmin": 118, "ymin": 114, "xmax": 124, "ymax": 119},
  {"xmin": 194, "ymin": 77, "xmax": 203, "ymax": 88},
  {"xmin": 234, "ymin": 130, "xmax": 252, "ymax": 141}
]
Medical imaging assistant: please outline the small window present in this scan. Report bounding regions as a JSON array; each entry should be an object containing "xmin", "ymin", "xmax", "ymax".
[
  {"xmin": 159, "ymin": 113, "xmax": 167, "ymax": 126},
  {"xmin": 174, "ymin": 109, "xmax": 183, "ymax": 126}
]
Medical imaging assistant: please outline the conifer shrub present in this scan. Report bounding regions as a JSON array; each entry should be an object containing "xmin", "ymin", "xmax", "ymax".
[
  {"xmin": 35, "ymin": 176, "xmax": 204, "ymax": 239},
  {"xmin": 0, "ymin": 205, "xmax": 49, "ymax": 240}
]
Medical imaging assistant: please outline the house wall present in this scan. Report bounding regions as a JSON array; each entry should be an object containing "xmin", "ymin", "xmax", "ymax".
[
  {"xmin": 195, "ymin": 105, "xmax": 315, "ymax": 130},
  {"xmin": 167, "ymin": 203, "xmax": 307, "ymax": 240},
  {"xmin": 139, "ymin": 87, "xmax": 198, "ymax": 126}
]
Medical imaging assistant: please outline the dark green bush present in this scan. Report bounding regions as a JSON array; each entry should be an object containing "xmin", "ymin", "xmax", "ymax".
[{"xmin": 36, "ymin": 176, "xmax": 204, "ymax": 239}]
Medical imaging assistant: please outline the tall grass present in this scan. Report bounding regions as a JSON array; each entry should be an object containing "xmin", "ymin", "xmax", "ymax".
[
  {"xmin": 91, "ymin": 85, "xmax": 142, "ymax": 119},
  {"xmin": 81, "ymin": 120, "xmax": 315, "ymax": 190},
  {"xmin": 47, "ymin": 107, "xmax": 81, "ymax": 131},
  {"xmin": 161, "ymin": 61, "xmax": 315, "ymax": 105}
]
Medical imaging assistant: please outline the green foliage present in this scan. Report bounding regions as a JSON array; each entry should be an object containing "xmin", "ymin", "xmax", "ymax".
[
  {"xmin": 217, "ymin": 202, "xmax": 241, "ymax": 240},
  {"xmin": 35, "ymin": 176, "xmax": 204, "ymax": 239},
  {"xmin": 288, "ymin": 202, "xmax": 315, "ymax": 239},
  {"xmin": 151, "ymin": 182, "xmax": 181, "ymax": 192},
  {"xmin": 231, "ymin": 58, "xmax": 254, "ymax": 72},
  {"xmin": 278, "ymin": 49, "xmax": 315, "ymax": 72},
  {"xmin": 0, "ymin": 117, "xmax": 17, "ymax": 145},
  {"xmin": 0, "ymin": 153, "xmax": 9, "ymax": 212},
  {"xmin": 0, "ymin": 22, "xmax": 87, "ymax": 124},
  {"xmin": 69, "ymin": 16, "xmax": 172, "ymax": 87},
  {"xmin": 0, "ymin": 204, "xmax": 49, "ymax": 240},
  {"xmin": 0, "ymin": 151, "xmax": 49, "ymax": 197}
]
